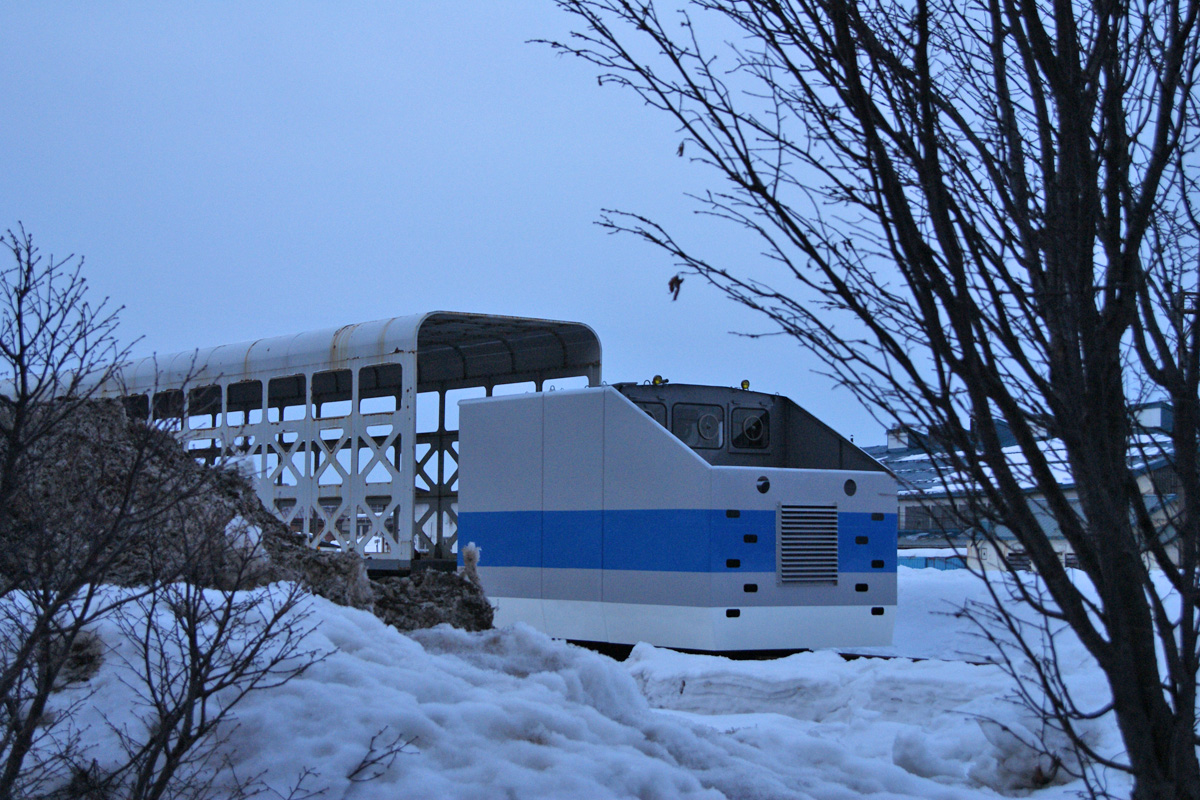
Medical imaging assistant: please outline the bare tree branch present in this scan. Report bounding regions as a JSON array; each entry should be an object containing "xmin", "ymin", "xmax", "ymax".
[{"xmin": 546, "ymin": 1, "xmax": 1200, "ymax": 797}]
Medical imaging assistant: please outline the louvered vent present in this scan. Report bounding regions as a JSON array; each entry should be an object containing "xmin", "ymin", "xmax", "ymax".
[{"xmin": 778, "ymin": 505, "xmax": 839, "ymax": 584}]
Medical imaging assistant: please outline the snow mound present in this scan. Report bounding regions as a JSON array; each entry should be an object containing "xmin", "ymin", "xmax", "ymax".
[
  {"xmin": 627, "ymin": 643, "xmax": 1067, "ymax": 794},
  {"xmin": 38, "ymin": 568, "xmax": 1130, "ymax": 799}
]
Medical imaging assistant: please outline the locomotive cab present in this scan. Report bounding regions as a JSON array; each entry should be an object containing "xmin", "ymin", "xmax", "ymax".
[{"xmin": 613, "ymin": 382, "xmax": 885, "ymax": 472}]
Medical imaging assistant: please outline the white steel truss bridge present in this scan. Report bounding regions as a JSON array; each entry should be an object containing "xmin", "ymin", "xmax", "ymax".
[{"xmin": 95, "ymin": 311, "xmax": 601, "ymax": 569}]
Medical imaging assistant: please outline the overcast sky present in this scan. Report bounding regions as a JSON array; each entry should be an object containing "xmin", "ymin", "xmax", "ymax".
[{"xmin": 1, "ymin": 2, "xmax": 886, "ymax": 444}]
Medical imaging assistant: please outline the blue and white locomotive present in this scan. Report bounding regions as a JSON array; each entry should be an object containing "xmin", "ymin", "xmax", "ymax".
[{"xmin": 459, "ymin": 381, "xmax": 897, "ymax": 652}]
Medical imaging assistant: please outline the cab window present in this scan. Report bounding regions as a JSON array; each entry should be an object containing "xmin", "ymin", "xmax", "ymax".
[
  {"xmin": 636, "ymin": 401, "xmax": 667, "ymax": 428},
  {"xmin": 672, "ymin": 403, "xmax": 724, "ymax": 449},
  {"xmin": 732, "ymin": 408, "xmax": 769, "ymax": 449}
]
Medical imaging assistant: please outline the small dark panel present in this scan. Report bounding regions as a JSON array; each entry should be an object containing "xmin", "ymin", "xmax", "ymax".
[
  {"xmin": 743, "ymin": 584, "xmax": 758, "ymax": 593},
  {"xmin": 871, "ymin": 607, "xmax": 885, "ymax": 616},
  {"xmin": 725, "ymin": 509, "xmax": 741, "ymax": 518},
  {"xmin": 726, "ymin": 609, "xmax": 741, "ymax": 618},
  {"xmin": 732, "ymin": 408, "xmax": 770, "ymax": 449},
  {"xmin": 855, "ymin": 535, "xmax": 869, "ymax": 545},
  {"xmin": 673, "ymin": 403, "xmax": 724, "ymax": 449},
  {"xmin": 843, "ymin": 479, "xmax": 857, "ymax": 496},
  {"xmin": 152, "ymin": 389, "xmax": 184, "ymax": 420},
  {"xmin": 743, "ymin": 534, "xmax": 758, "ymax": 544},
  {"xmin": 122, "ymin": 394, "xmax": 150, "ymax": 421},
  {"xmin": 871, "ymin": 512, "xmax": 885, "ymax": 521},
  {"xmin": 636, "ymin": 401, "xmax": 667, "ymax": 428},
  {"xmin": 188, "ymin": 384, "xmax": 221, "ymax": 417},
  {"xmin": 855, "ymin": 583, "xmax": 868, "ymax": 592},
  {"xmin": 872, "ymin": 559, "xmax": 885, "ymax": 569},
  {"xmin": 756, "ymin": 476, "xmax": 770, "ymax": 494},
  {"xmin": 726, "ymin": 559, "xmax": 741, "ymax": 569}
]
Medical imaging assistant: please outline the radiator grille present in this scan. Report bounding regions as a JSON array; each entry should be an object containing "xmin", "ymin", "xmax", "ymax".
[{"xmin": 778, "ymin": 504, "xmax": 839, "ymax": 584}]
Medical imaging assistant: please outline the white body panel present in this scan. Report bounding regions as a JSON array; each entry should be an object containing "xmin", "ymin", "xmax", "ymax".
[{"xmin": 492, "ymin": 598, "xmax": 895, "ymax": 651}]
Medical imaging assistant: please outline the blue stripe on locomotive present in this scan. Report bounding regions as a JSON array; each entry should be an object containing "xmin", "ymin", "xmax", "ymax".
[{"xmin": 459, "ymin": 509, "xmax": 897, "ymax": 573}]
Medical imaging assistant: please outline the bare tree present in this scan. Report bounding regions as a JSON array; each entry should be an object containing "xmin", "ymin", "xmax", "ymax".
[
  {"xmin": 0, "ymin": 226, "xmax": 157, "ymax": 798},
  {"xmin": 109, "ymin": 576, "xmax": 319, "ymax": 800},
  {"xmin": 0, "ymin": 227, "xmax": 323, "ymax": 799},
  {"xmin": 545, "ymin": 1, "xmax": 1200, "ymax": 798},
  {"xmin": 0, "ymin": 225, "xmax": 127, "ymax": 564}
]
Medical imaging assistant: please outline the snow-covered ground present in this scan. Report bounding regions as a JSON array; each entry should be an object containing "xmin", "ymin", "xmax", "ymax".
[{"xmin": 47, "ymin": 567, "xmax": 1130, "ymax": 799}]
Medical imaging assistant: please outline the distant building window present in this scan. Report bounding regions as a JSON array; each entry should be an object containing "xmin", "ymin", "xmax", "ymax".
[
  {"xmin": 902, "ymin": 503, "xmax": 962, "ymax": 532},
  {"xmin": 731, "ymin": 408, "xmax": 769, "ymax": 449},
  {"xmin": 1006, "ymin": 550, "xmax": 1031, "ymax": 571},
  {"xmin": 896, "ymin": 554, "xmax": 967, "ymax": 571},
  {"xmin": 672, "ymin": 403, "xmax": 724, "ymax": 449},
  {"xmin": 1063, "ymin": 552, "xmax": 1080, "ymax": 569},
  {"xmin": 636, "ymin": 401, "xmax": 667, "ymax": 428},
  {"xmin": 1151, "ymin": 468, "xmax": 1181, "ymax": 496}
]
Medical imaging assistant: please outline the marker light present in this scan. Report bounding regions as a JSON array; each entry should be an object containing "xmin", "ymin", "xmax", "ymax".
[
  {"xmin": 740, "ymin": 379, "xmax": 750, "ymax": 390},
  {"xmin": 653, "ymin": 375, "xmax": 664, "ymax": 385}
]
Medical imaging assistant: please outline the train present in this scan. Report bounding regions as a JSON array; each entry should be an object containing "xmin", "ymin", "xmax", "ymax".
[
  {"xmin": 460, "ymin": 380, "xmax": 897, "ymax": 651},
  {"xmin": 95, "ymin": 311, "xmax": 898, "ymax": 652}
]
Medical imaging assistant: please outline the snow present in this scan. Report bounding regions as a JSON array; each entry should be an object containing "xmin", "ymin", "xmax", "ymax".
[
  {"xmin": 37, "ymin": 567, "xmax": 1132, "ymax": 799},
  {"xmin": 224, "ymin": 516, "xmax": 261, "ymax": 549}
]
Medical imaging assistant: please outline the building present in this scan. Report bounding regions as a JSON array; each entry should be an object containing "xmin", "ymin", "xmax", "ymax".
[{"xmin": 862, "ymin": 403, "xmax": 1180, "ymax": 570}]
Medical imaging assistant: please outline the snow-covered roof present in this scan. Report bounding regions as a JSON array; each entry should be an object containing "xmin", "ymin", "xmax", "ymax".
[
  {"xmin": 865, "ymin": 432, "xmax": 1175, "ymax": 499},
  {"xmin": 896, "ymin": 547, "xmax": 968, "ymax": 558}
]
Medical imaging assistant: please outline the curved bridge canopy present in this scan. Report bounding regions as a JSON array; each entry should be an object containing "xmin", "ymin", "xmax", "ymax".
[{"xmin": 100, "ymin": 311, "xmax": 602, "ymax": 394}]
